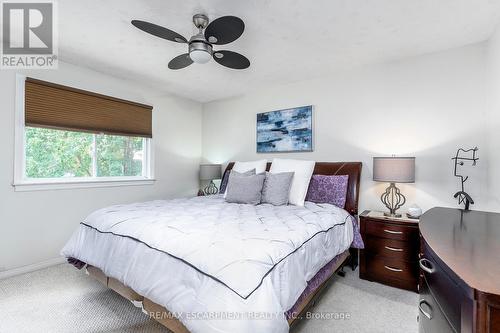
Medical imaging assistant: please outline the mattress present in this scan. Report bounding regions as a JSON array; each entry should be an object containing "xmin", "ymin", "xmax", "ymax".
[{"xmin": 62, "ymin": 195, "xmax": 355, "ymax": 333}]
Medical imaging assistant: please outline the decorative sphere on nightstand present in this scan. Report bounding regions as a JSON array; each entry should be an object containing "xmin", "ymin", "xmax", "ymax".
[{"xmin": 407, "ymin": 205, "xmax": 422, "ymax": 218}]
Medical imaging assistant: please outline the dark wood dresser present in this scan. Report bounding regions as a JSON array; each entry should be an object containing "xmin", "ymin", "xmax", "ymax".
[
  {"xmin": 359, "ymin": 210, "xmax": 419, "ymax": 292},
  {"xmin": 419, "ymin": 207, "xmax": 500, "ymax": 333}
]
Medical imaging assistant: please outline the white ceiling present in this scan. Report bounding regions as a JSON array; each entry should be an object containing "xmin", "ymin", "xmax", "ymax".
[{"xmin": 58, "ymin": 0, "xmax": 500, "ymax": 102}]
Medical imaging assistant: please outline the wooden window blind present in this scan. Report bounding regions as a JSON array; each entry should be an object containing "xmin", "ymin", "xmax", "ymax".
[{"xmin": 24, "ymin": 78, "xmax": 153, "ymax": 138}]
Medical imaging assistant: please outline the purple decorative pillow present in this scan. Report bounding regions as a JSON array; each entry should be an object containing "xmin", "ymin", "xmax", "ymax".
[{"xmin": 305, "ymin": 174, "xmax": 349, "ymax": 208}]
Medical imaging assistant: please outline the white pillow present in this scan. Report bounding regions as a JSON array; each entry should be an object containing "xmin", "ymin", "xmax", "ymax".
[
  {"xmin": 233, "ymin": 160, "xmax": 267, "ymax": 174},
  {"xmin": 269, "ymin": 158, "xmax": 315, "ymax": 206}
]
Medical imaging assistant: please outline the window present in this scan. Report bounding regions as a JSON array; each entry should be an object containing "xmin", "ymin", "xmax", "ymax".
[
  {"xmin": 14, "ymin": 75, "xmax": 154, "ymax": 191},
  {"xmin": 25, "ymin": 127, "xmax": 146, "ymax": 178}
]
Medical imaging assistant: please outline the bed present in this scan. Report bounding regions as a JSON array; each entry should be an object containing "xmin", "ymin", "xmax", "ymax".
[{"xmin": 62, "ymin": 161, "xmax": 363, "ymax": 333}]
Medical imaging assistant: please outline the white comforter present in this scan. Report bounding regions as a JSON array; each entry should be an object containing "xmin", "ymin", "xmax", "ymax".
[{"xmin": 61, "ymin": 195, "xmax": 354, "ymax": 333}]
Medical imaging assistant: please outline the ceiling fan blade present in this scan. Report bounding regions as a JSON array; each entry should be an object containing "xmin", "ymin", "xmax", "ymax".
[
  {"xmin": 131, "ymin": 20, "xmax": 187, "ymax": 43},
  {"xmin": 204, "ymin": 16, "xmax": 244, "ymax": 45},
  {"xmin": 168, "ymin": 53, "xmax": 193, "ymax": 70},
  {"xmin": 213, "ymin": 50, "xmax": 250, "ymax": 69}
]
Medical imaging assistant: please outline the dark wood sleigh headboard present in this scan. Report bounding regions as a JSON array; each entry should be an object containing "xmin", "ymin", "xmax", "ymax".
[{"xmin": 222, "ymin": 162, "xmax": 362, "ymax": 216}]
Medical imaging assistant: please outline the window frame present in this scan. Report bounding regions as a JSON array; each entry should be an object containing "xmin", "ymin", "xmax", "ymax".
[{"xmin": 13, "ymin": 75, "xmax": 155, "ymax": 191}]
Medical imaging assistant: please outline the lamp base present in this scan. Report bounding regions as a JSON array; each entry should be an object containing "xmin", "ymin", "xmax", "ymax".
[
  {"xmin": 381, "ymin": 182, "xmax": 406, "ymax": 218},
  {"xmin": 203, "ymin": 180, "xmax": 219, "ymax": 195},
  {"xmin": 384, "ymin": 212, "xmax": 402, "ymax": 218}
]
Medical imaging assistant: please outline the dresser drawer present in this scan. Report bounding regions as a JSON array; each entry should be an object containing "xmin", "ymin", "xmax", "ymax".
[
  {"xmin": 365, "ymin": 237, "xmax": 418, "ymax": 262},
  {"xmin": 421, "ymin": 241, "xmax": 465, "ymax": 332},
  {"xmin": 365, "ymin": 220, "xmax": 418, "ymax": 242},
  {"xmin": 419, "ymin": 277, "xmax": 455, "ymax": 333},
  {"xmin": 364, "ymin": 254, "xmax": 418, "ymax": 285}
]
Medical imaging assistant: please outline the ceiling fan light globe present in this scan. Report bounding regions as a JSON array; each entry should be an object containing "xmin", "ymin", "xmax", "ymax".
[{"xmin": 190, "ymin": 50, "xmax": 212, "ymax": 64}]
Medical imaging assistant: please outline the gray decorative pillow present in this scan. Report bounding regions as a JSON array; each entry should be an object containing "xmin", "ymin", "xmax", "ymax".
[
  {"xmin": 232, "ymin": 169, "xmax": 256, "ymax": 176},
  {"xmin": 225, "ymin": 172, "xmax": 265, "ymax": 205},
  {"xmin": 261, "ymin": 172, "xmax": 294, "ymax": 206},
  {"xmin": 222, "ymin": 169, "xmax": 256, "ymax": 197}
]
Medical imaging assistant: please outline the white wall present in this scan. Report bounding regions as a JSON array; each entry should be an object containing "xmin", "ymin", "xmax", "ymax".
[
  {"xmin": 3, "ymin": 39, "xmax": 500, "ymax": 275},
  {"xmin": 487, "ymin": 24, "xmax": 500, "ymax": 209},
  {"xmin": 0, "ymin": 62, "xmax": 202, "ymax": 273},
  {"xmin": 203, "ymin": 44, "xmax": 495, "ymax": 214}
]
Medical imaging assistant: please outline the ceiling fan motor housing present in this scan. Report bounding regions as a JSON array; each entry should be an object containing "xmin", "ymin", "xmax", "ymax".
[{"xmin": 189, "ymin": 33, "xmax": 212, "ymax": 63}]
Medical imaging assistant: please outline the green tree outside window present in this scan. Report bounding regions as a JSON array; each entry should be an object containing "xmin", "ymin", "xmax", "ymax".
[{"xmin": 25, "ymin": 127, "xmax": 144, "ymax": 179}]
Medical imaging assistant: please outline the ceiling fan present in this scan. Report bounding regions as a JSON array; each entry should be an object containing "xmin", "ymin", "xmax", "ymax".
[{"xmin": 131, "ymin": 14, "xmax": 250, "ymax": 70}]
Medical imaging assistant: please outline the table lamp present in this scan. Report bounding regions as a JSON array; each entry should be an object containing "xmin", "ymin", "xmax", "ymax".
[
  {"xmin": 199, "ymin": 164, "xmax": 222, "ymax": 195},
  {"xmin": 373, "ymin": 157, "xmax": 415, "ymax": 217}
]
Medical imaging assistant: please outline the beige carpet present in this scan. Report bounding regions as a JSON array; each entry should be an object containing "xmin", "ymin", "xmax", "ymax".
[{"xmin": 0, "ymin": 264, "xmax": 418, "ymax": 333}]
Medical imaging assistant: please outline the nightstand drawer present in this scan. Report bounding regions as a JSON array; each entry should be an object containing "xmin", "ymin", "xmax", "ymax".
[
  {"xmin": 365, "ymin": 220, "xmax": 418, "ymax": 242},
  {"xmin": 364, "ymin": 255, "xmax": 418, "ymax": 285},
  {"xmin": 365, "ymin": 237, "xmax": 418, "ymax": 262}
]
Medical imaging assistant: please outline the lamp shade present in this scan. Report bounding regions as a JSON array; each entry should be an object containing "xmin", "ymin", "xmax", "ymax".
[
  {"xmin": 199, "ymin": 164, "xmax": 222, "ymax": 181},
  {"xmin": 373, "ymin": 157, "xmax": 415, "ymax": 183}
]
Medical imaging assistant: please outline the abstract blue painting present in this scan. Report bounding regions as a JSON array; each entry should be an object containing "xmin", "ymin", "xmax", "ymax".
[{"xmin": 257, "ymin": 106, "xmax": 313, "ymax": 152}]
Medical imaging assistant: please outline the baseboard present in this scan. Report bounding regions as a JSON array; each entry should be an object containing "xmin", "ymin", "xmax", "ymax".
[{"xmin": 0, "ymin": 257, "xmax": 66, "ymax": 280}]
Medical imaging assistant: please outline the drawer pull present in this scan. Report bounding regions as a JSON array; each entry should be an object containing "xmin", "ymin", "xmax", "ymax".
[
  {"xmin": 384, "ymin": 246, "xmax": 403, "ymax": 252},
  {"xmin": 418, "ymin": 300, "xmax": 433, "ymax": 320},
  {"xmin": 384, "ymin": 265, "xmax": 403, "ymax": 272},
  {"xmin": 384, "ymin": 229, "xmax": 403, "ymax": 235},
  {"xmin": 419, "ymin": 258, "xmax": 436, "ymax": 274}
]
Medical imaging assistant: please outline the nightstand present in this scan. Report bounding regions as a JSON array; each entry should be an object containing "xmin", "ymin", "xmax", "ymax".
[{"xmin": 359, "ymin": 210, "xmax": 419, "ymax": 292}]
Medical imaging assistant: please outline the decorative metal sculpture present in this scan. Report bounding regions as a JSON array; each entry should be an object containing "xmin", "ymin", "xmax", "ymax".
[{"xmin": 452, "ymin": 147, "xmax": 478, "ymax": 211}]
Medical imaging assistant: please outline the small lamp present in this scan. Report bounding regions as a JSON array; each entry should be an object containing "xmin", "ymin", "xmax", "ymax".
[
  {"xmin": 373, "ymin": 157, "xmax": 415, "ymax": 217},
  {"xmin": 199, "ymin": 164, "xmax": 222, "ymax": 195}
]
